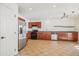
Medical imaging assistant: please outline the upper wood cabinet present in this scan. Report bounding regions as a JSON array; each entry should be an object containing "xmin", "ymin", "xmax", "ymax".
[{"xmin": 28, "ymin": 22, "xmax": 41, "ymax": 28}]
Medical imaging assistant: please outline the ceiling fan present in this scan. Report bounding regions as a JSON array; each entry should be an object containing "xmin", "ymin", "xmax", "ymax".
[
  {"xmin": 60, "ymin": 12, "xmax": 68, "ymax": 19},
  {"xmin": 60, "ymin": 11, "xmax": 75, "ymax": 19}
]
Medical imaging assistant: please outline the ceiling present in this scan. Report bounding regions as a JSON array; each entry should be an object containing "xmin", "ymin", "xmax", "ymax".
[{"xmin": 18, "ymin": 3, "xmax": 79, "ymax": 20}]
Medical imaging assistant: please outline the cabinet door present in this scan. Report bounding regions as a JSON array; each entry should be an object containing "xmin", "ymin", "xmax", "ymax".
[
  {"xmin": 37, "ymin": 32, "xmax": 41, "ymax": 39},
  {"xmin": 28, "ymin": 22, "xmax": 41, "ymax": 28},
  {"xmin": 72, "ymin": 32, "xmax": 78, "ymax": 42},
  {"xmin": 37, "ymin": 32, "xmax": 43, "ymax": 39},
  {"xmin": 40, "ymin": 32, "xmax": 51, "ymax": 40},
  {"xmin": 0, "ymin": 5, "xmax": 18, "ymax": 56},
  {"xmin": 27, "ymin": 32, "xmax": 31, "ymax": 39},
  {"xmin": 36, "ymin": 22, "xmax": 41, "ymax": 28},
  {"xmin": 44, "ymin": 32, "xmax": 51, "ymax": 40},
  {"xmin": 37, "ymin": 32, "xmax": 51, "ymax": 40},
  {"xmin": 57, "ymin": 32, "xmax": 68, "ymax": 40}
]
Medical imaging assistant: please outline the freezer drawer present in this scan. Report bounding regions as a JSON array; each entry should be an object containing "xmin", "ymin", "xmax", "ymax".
[{"xmin": 18, "ymin": 38, "xmax": 26, "ymax": 50}]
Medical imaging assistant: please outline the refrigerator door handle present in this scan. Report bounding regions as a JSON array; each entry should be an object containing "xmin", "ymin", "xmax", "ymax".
[{"xmin": 0, "ymin": 36, "xmax": 6, "ymax": 39}]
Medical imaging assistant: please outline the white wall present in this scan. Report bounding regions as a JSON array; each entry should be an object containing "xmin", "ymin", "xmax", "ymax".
[
  {"xmin": 18, "ymin": 3, "xmax": 79, "ymax": 31},
  {"xmin": 27, "ymin": 17, "xmax": 75, "ymax": 31},
  {"xmin": 26, "ymin": 11, "xmax": 76, "ymax": 31}
]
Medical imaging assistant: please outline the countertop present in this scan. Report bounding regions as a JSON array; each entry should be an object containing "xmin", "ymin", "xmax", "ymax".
[{"xmin": 27, "ymin": 31, "xmax": 78, "ymax": 33}]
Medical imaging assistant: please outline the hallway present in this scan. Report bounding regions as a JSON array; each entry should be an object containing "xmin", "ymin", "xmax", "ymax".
[{"xmin": 19, "ymin": 40, "xmax": 79, "ymax": 56}]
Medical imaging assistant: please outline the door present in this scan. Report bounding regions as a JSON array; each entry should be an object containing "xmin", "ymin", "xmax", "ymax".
[{"xmin": 0, "ymin": 5, "xmax": 18, "ymax": 56}]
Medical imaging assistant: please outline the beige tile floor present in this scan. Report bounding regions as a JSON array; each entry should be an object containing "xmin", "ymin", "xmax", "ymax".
[{"xmin": 19, "ymin": 39, "xmax": 79, "ymax": 56}]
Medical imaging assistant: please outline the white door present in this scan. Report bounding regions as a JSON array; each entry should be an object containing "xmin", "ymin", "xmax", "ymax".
[{"xmin": 0, "ymin": 5, "xmax": 18, "ymax": 56}]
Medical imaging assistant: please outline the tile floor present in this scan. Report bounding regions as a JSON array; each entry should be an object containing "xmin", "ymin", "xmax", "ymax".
[{"xmin": 19, "ymin": 39, "xmax": 79, "ymax": 56}]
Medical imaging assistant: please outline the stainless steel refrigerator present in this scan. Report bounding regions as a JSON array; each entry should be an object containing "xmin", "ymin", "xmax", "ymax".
[{"xmin": 18, "ymin": 19, "xmax": 26, "ymax": 50}]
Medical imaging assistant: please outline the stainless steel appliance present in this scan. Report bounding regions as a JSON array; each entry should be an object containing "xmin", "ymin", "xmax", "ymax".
[{"xmin": 18, "ymin": 17, "xmax": 26, "ymax": 50}]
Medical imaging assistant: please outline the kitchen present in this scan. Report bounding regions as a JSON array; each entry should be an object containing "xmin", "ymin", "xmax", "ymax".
[
  {"xmin": 0, "ymin": 3, "xmax": 79, "ymax": 56},
  {"xmin": 19, "ymin": 3, "xmax": 79, "ymax": 55},
  {"xmin": 22, "ymin": 3, "xmax": 78, "ymax": 42}
]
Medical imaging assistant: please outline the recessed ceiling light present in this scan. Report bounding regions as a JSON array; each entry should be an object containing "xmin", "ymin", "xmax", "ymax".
[
  {"xmin": 52, "ymin": 5, "xmax": 56, "ymax": 8},
  {"xmin": 29, "ymin": 8, "xmax": 32, "ymax": 11}
]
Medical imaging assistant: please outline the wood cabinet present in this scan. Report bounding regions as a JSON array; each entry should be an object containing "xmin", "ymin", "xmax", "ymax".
[
  {"xmin": 57, "ymin": 32, "xmax": 68, "ymax": 41},
  {"xmin": 72, "ymin": 32, "xmax": 78, "ymax": 42},
  {"xmin": 37, "ymin": 32, "xmax": 51, "ymax": 40},
  {"xmin": 57, "ymin": 32, "xmax": 78, "ymax": 42},
  {"xmin": 26, "ymin": 32, "xmax": 78, "ymax": 42},
  {"xmin": 37, "ymin": 32, "xmax": 43, "ymax": 39},
  {"xmin": 26, "ymin": 32, "xmax": 31, "ymax": 39},
  {"xmin": 28, "ymin": 22, "xmax": 41, "ymax": 28},
  {"xmin": 26, "ymin": 32, "xmax": 51, "ymax": 40}
]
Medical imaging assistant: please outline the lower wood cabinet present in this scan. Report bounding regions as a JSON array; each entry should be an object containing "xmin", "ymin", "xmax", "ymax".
[
  {"xmin": 26, "ymin": 32, "xmax": 78, "ymax": 42},
  {"xmin": 37, "ymin": 32, "xmax": 43, "ymax": 39},
  {"xmin": 72, "ymin": 32, "xmax": 78, "ymax": 42},
  {"xmin": 57, "ymin": 32, "xmax": 78, "ymax": 42},
  {"xmin": 57, "ymin": 32, "xmax": 68, "ymax": 41},
  {"xmin": 26, "ymin": 32, "xmax": 51, "ymax": 40},
  {"xmin": 37, "ymin": 32, "xmax": 51, "ymax": 40},
  {"xmin": 26, "ymin": 32, "xmax": 31, "ymax": 39}
]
